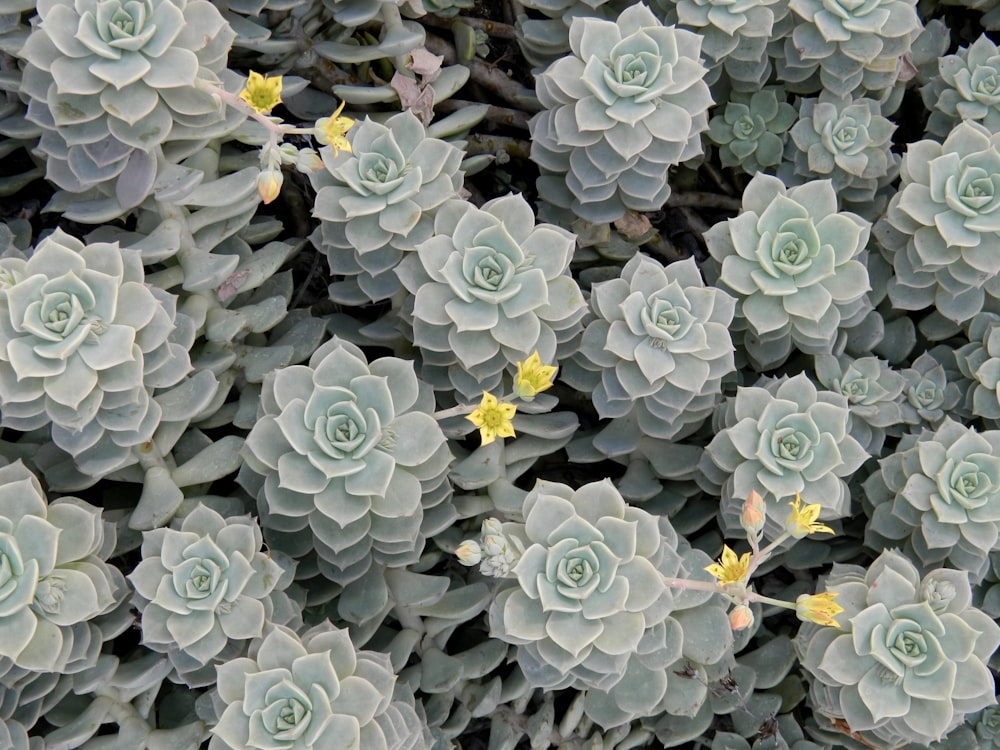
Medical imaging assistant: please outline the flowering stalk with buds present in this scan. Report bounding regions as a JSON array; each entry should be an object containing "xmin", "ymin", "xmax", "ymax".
[
  {"xmin": 663, "ymin": 490, "xmax": 844, "ymax": 630},
  {"xmin": 201, "ymin": 71, "xmax": 354, "ymax": 203}
]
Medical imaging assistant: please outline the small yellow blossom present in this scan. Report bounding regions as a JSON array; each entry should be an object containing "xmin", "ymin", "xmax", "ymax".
[
  {"xmin": 466, "ymin": 392, "xmax": 516, "ymax": 446},
  {"xmin": 314, "ymin": 101, "xmax": 355, "ymax": 156},
  {"xmin": 514, "ymin": 351, "xmax": 558, "ymax": 400},
  {"xmin": 785, "ymin": 493, "xmax": 835, "ymax": 538},
  {"xmin": 239, "ymin": 71, "xmax": 283, "ymax": 114},
  {"xmin": 795, "ymin": 591, "xmax": 844, "ymax": 627},
  {"xmin": 740, "ymin": 489, "xmax": 766, "ymax": 538},
  {"xmin": 705, "ymin": 545, "xmax": 751, "ymax": 586}
]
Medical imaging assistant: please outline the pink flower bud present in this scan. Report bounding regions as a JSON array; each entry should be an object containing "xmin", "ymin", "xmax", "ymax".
[
  {"xmin": 729, "ymin": 605, "xmax": 754, "ymax": 631},
  {"xmin": 740, "ymin": 489, "xmax": 766, "ymax": 537}
]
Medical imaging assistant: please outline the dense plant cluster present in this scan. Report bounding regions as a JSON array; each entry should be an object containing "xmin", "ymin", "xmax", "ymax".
[{"xmin": 0, "ymin": 0, "xmax": 999, "ymax": 747}]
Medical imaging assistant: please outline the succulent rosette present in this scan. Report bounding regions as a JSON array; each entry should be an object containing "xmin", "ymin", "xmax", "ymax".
[
  {"xmin": 796, "ymin": 550, "xmax": 1000, "ymax": 748},
  {"xmin": 17, "ymin": 0, "xmax": 239, "ymax": 210},
  {"xmin": 900, "ymin": 348, "xmax": 965, "ymax": 428},
  {"xmin": 529, "ymin": 3, "xmax": 713, "ymax": 222},
  {"xmin": 396, "ymin": 195, "xmax": 586, "ymax": 399},
  {"xmin": 703, "ymin": 173, "xmax": 872, "ymax": 370},
  {"xmin": 777, "ymin": 0, "xmax": 922, "ymax": 97},
  {"xmin": 128, "ymin": 505, "xmax": 291, "ymax": 686},
  {"xmin": 569, "ymin": 254, "xmax": 736, "ymax": 447},
  {"xmin": 0, "ymin": 229, "xmax": 193, "ymax": 480},
  {"xmin": 863, "ymin": 418, "xmax": 1000, "ymax": 582},
  {"xmin": 814, "ymin": 353, "xmax": 906, "ymax": 454},
  {"xmin": 210, "ymin": 623, "xmax": 429, "ymax": 750},
  {"xmin": 488, "ymin": 478, "xmax": 733, "ymax": 710},
  {"xmin": 788, "ymin": 91, "xmax": 898, "ymax": 205},
  {"xmin": 310, "ymin": 111, "xmax": 466, "ymax": 304},
  {"xmin": 240, "ymin": 338, "xmax": 453, "ymax": 586},
  {"xmin": 879, "ymin": 122, "xmax": 1000, "ymax": 325},
  {"xmin": 0, "ymin": 460, "xmax": 126, "ymax": 673},
  {"xmin": 707, "ymin": 87, "xmax": 797, "ymax": 175},
  {"xmin": 700, "ymin": 373, "xmax": 868, "ymax": 539},
  {"xmin": 956, "ymin": 312, "xmax": 1000, "ymax": 424},
  {"xmin": 924, "ymin": 35, "xmax": 1000, "ymax": 138}
]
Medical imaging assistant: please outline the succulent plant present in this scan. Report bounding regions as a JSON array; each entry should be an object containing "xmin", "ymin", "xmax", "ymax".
[
  {"xmin": 395, "ymin": 194, "xmax": 586, "ymax": 399},
  {"xmin": 309, "ymin": 111, "xmax": 466, "ymax": 304},
  {"xmin": 956, "ymin": 312, "xmax": 1000, "ymax": 424},
  {"xmin": 700, "ymin": 373, "xmax": 868, "ymax": 540},
  {"xmin": 17, "ymin": 0, "xmax": 239, "ymax": 211},
  {"xmin": 0, "ymin": 460, "xmax": 125, "ymax": 673},
  {"xmin": 775, "ymin": 0, "xmax": 923, "ymax": 97},
  {"xmin": 703, "ymin": 173, "xmax": 873, "ymax": 370},
  {"xmin": 487, "ymin": 477, "xmax": 734, "ymax": 722},
  {"xmin": 974, "ymin": 705, "xmax": 1000, "ymax": 750},
  {"xmin": 787, "ymin": 91, "xmax": 899, "ymax": 206},
  {"xmin": 0, "ymin": 229, "xmax": 194, "ymax": 479},
  {"xmin": 864, "ymin": 417, "xmax": 1000, "ymax": 582},
  {"xmin": 813, "ymin": 353, "xmax": 906, "ymax": 454},
  {"xmin": 924, "ymin": 35, "xmax": 1000, "ymax": 139},
  {"xmin": 900, "ymin": 348, "xmax": 966, "ymax": 428},
  {"xmin": 128, "ymin": 505, "xmax": 290, "ymax": 686},
  {"xmin": 240, "ymin": 338, "xmax": 454, "ymax": 586},
  {"xmin": 569, "ymin": 254, "xmax": 736, "ymax": 447},
  {"xmin": 707, "ymin": 87, "xmax": 797, "ymax": 175},
  {"xmin": 528, "ymin": 3, "xmax": 713, "ymax": 223},
  {"xmin": 795, "ymin": 549, "xmax": 1000, "ymax": 748},
  {"xmin": 210, "ymin": 623, "xmax": 429, "ymax": 750},
  {"xmin": 878, "ymin": 122, "xmax": 1000, "ymax": 325}
]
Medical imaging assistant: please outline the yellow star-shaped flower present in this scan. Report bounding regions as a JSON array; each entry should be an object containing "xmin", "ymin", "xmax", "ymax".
[
  {"xmin": 239, "ymin": 71, "xmax": 283, "ymax": 114},
  {"xmin": 514, "ymin": 351, "xmax": 558, "ymax": 400},
  {"xmin": 314, "ymin": 101, "xmax": 355, "ymax": 157},
  {"xmin": 795, "ymin": 591, "xmax": 844, "ymax": 627},
  {"xmin": 705, "ymin": 545, "xmax": 751, "ymax": 586},
  {"xmin": 466, "ymin": 392, "xmax": 516, "ymax": 446},
  {"xmin": 785, "ymin": 493, "xmax": 835, "ymax": 538}
]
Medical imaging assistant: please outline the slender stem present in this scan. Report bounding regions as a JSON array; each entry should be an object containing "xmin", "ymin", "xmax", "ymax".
[{"xmin": 661, "ymin": 577, "xmax": 727, "ymax": 595}]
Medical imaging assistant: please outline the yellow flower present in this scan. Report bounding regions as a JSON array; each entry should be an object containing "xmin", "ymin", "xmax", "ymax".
[
  {"xmin": 705, "ymin": 545, "xmax": 751, "ymax": 586},
  {"xmin": 784, "ymin": 493, "xmax": 835, "ymax": 538},
  {"xmin": 795, "ymin": 591, "xmax": 844, "ymax": 627},
  {"xmin": 514, "ymin": 351, "xmax": 558, "ymax": 400},
  {"xmin": 466, "ymin": 392, "xmax": 516, "ymax": 446},
  {"xmin": 239, "ymin": 71, "xmax": 283, "ymax": 114},
  {"xmin": 314, "ymin": 101, "xmax": 355, "ymax": 156}
]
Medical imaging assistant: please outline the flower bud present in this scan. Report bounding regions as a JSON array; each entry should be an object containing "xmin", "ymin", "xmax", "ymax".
[
  {"xmin": 481, "ymin": 518, "xmax": 504, "ymax": 536},
  {"xmin": 729, "ymin": 605, "xmax": 754, "ymax": 631},
  {"xmin": 257, "ymin": 169, "xmax": 283, "ymax": 204},
  {"xmin": 455, "ymin": 540, "xmax": 482, "ymax": 566},
  {"xmin": 740, "ymin": 489, "xmax": 766, "ymax": 538}
]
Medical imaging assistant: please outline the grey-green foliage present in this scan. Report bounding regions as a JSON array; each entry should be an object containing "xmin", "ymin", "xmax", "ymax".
[
  {"xmin": 395, "ymin": 194, "xmax": 586, "ymax": 400},
  {"xmin": 864, "ymin": 417, "xmax": 1000, "ymax": 582},
  {"xmin": 0, "ymin": 460, "xmax": 126, "ymax": 673},
  {"xmin": 787, "ymin": 91, "xmax": 899, "ymax": 206},
  {"xmin": 128, "ymin": 504, "xmax": 292, "ymax": 687},
  {"xmin": 209, "ymin": 623, "xmax": 430, "ymax": 750},
  {"xmin": 924, "ymin": 35, "xmax": 1000, "ymax": 139},
  {"xmin": 487, "ymin": 479, "xmax": 733, "ymax": 728},
  {"xmin": 240, "ymin": 338, "xmax": 454, "ymax": 586},
  {"xmin": 669, "ymin": 0, "xmax": 789, "ymax": 88},
  {"xmin": 703, "ymin": 173, "xmax": 872, "ymax": 370},
  {"xmin": 528, "ymin": 3, "xmax": 713, "ymax": 223},
  {"xmin": 18, "ymin": 0, "xmax": 240, "ymax": 212},
  {"xmin": 569, "ymin": 253, "xmax": 736, "ymax": 448},
  {"xmin": 877, "ymin": 122, "xmax": 1000, "ymax": 327},
  {"xmin": 796, "ymin": 550, "xmax": 1000, "ymax": 748},
  {"xmin": 813, "ymin": 353, "xmax": 906, "ymax": 454},
  {"xmin": 0, "ymin": 229, "xmax": 196, "ymax": 480},
  {"xmin": 956, "ymin": 312, "xmax": 1000, "ymax": 423},
  {"xmin": 900, "ymin": 348, "xmax": 966, "ymax": 428},
  {"xmin": 707, "ymin": 87, "xmax": 797, "ymax": 175},
  {"xmin": 775, "ymin": 0, "xmax": 922, "ymax": 97},
  {"xmin": 700, "ymin": 372, "xmax": 868, "ymax": 540},
  {"xmin": 309, "ymin": 110, "xmax": 466, "ymax": 305}
]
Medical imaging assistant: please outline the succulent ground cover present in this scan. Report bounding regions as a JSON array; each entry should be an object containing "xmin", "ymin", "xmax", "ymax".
[{"xmin": 0, "ymin": 0, "xmax": 1000, "ymax": 748}]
